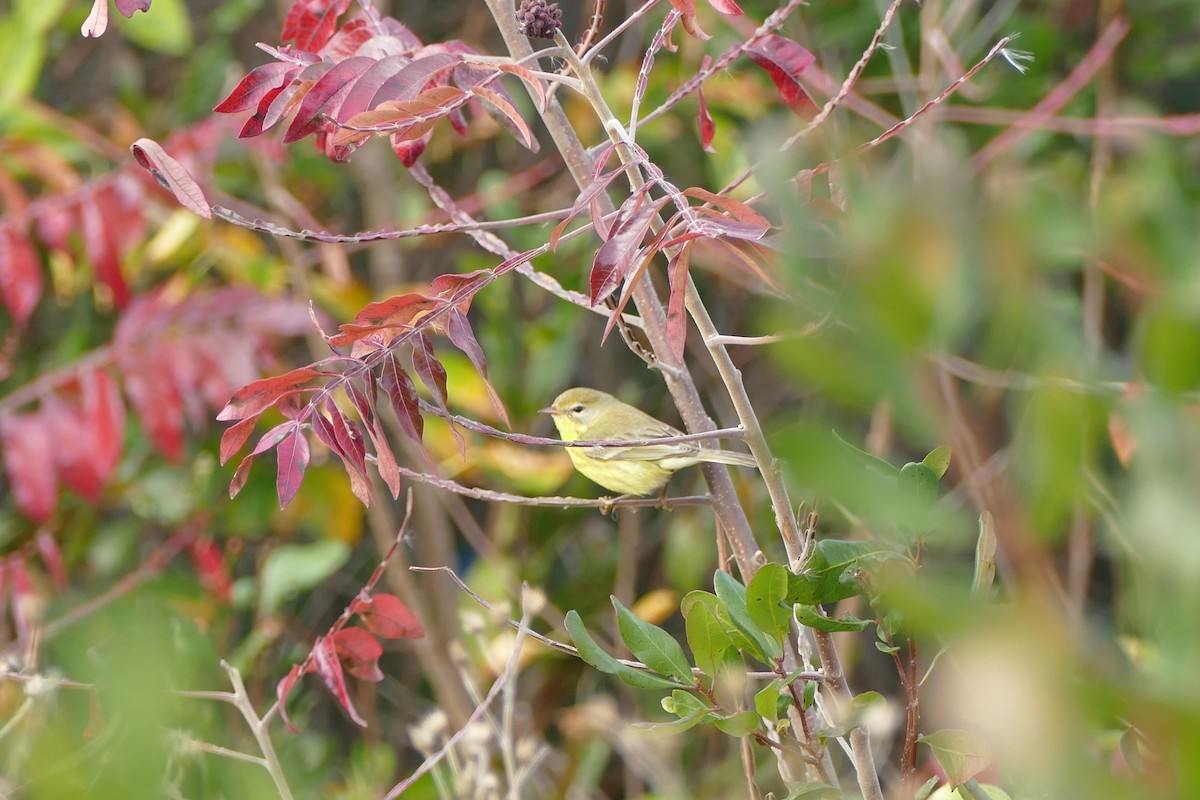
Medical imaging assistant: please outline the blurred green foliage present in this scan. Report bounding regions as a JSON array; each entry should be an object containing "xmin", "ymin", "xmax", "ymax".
[{"xmin": 3, "ymin": 0, "xmax": 1200, "ymax": 798}]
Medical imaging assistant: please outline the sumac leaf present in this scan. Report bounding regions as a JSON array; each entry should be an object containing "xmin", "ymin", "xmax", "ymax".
[
  {"xmin": 79, "ymin": 189, "xmax": 128, "ymax": 308},
  {"xmin": 131, "ymin": 139, "xmax": 212, "ymax": 220},
  {"xmin": 355, "ymin": 593, "xmax": 424, "ymax": 639},
  {"xmin": 379, "ymin": 354, "xmax": 423, "ymax": 442},
  {"xmin": 284, "ymin": 56, "xmax": 375, "ymax": 143},
  {"xmin": 704, "ymin": 0, "xmax": 742, "ymax": 15},
  {"xmin": 332, "ymin": 628, "xmax": 384, "ymax": 682},
  {"xmin": 665, "ymin": 242, "xmax": 692, "ymax": 362},
  {"xmin": 446, "ymin": 308, "xmax": 509, "ymax": 427},
  {"xmin": 214, "ymin": 62, "xmax": 299, "ymax": 113},
  {"xmin": 220, "ymin": 415, "xmax": 262, "ymax": 465},
  {"xmin": 472, "ymin": 86, "xmax": 534, "ymax": 149},
  {"xmin": 282, "ymin": 0, "xmax": 353, "ymax": 53},
  {"xmin": 746, "ymin": 35, "xmax": 816, "ymax": 114},
  {"xmin": 218, "ymin": 368, "xmax": 321, "ymax": 421},
  {"xmin": 275, "ymin": 426, "xmax": 310, "ymax": 507},
  {"xmin": 0, "ymin": 413, "xmax": 58, "ymax": 522},
  {"xmin": 697, "ymin": 81, "xmax": 716, "ymax": 153},
  {"xmin": 312, "ymin": 634, "xmax": 368, "ymax": 726},
  {"xmin": 0, "ymin": 223, "xmax": 43, "ymax": 327},
  {"xmin": 276, "ymin": 663, "xmax": 309, "ymax": 733},
  {"xmin": 114, "ymin": 0, "xmax": 151, "ymax": 16}
]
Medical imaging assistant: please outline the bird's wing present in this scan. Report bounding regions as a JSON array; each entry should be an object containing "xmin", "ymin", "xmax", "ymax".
[{"xmin": 582, "ymin": 416, "xmax": 690, "ymax": 462}]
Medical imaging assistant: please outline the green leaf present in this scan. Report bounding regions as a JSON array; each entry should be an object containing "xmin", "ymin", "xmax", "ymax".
[
  {"xmin": 754, "ymin": 680, "xmax": 782, "ymax": 724},
  {"xmin": 875, "ymin": 640, "xmax": 901, "ymax": 655},
  {"xmin": 794, "ymin": 604, "xmax": 871, "ymax": 632},
  {"xmin": 612, "ymin": 596, "xmax": 694, "ymax": 684},
  {"xmin": 258, "ymin": 540, "xmax": 350, "ymax": 615},
  {"xmin": 713, "ymin": 709, "xmax": 759, "ymax": 737},
  {"xmin": 564, "ymin": 611, "xmax": 683, "ymax": 690},
  {"xmin": 914, "ymin": 775, "xmax": 940, "ymax": 800},
  {"xmin": 787, "ymin": 539, "xmax": 902, "ymax": 605},
  {"xmin": 682, "ymin": 591, "xmax": 734, "ymax": 678},
  {"xmin": 918, "ymin": 729, "xmax": 992, "ymax": 788},
  {"xmin": 972, "ymin": 512, "xmax": 997, "ymax": 599},
  {"xmin": 683, "ymin": 590, "xmax": 762, "ymax": 662},
  {"xmin": 664, "ymin": 689, "xmax": 712, "ymax": 718},
  {"xmin": 852, "ymin": 690, "xmax": 885, "ymax": 711},
  {"xmin": 632, "ymin": 709, "xmax": 709, "ymax": 734},
  {"xmin": 119, "ymin": 0, "xmax": 193, "ymax": 56},
  {"xmin": 922, "ymin": 445, "xmax": 952, "ymax": 479},
  {"xmin": 746, "ymin": 562, "xmax": 793, "ymax": 643},
  {"xmin": 784, "ymin": 781, "xmax": 843, "ymax": 799},
  {"xmin": 832, "ymin": 429, "xmax": 899, "ymax": 477},
  {"xmin": 898, "ymin": 460, "xmax": 939, "ymax": 507},
  {"xmin": 714, "ymin": 570, "xmax": 782, "ymax": 661}
]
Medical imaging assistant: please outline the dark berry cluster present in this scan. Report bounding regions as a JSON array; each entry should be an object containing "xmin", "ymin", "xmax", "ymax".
[{"xmin": 515, "ymin": 0, "xmax": 562, "ymax": 39}]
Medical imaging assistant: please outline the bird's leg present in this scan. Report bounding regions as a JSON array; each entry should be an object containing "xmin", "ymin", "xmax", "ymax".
[{"xmin": 656, "ymin": 485, "xmax": 674, "ymax": 513}]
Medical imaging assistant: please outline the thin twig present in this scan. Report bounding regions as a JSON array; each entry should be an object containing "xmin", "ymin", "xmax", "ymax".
[{"xmin": 972, "ymin": 16, "xmax": 1131, "ymax": 168}]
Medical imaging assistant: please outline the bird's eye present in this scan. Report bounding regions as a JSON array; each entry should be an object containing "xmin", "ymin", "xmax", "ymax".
[{"xmin": 571, "ymin": 405, "xmax": 585, "ymax": 413}]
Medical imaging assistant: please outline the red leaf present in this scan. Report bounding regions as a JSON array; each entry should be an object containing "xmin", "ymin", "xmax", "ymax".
[
  {"xmin": 379, "ymin": 355, "xmax": 423, "ymax": 443},
  {"xmin": 320, "ymin": 17, "xmax": 372, "ymax": 59},
  {"xmin": 472, "ymin": 86, "xmax": 535, "ymax": 150},
  {"xmin": 79, "ymin": 189, "xmax": 128, "ymax": 308},
  {"xmin": 334, "ymin": 54, "xmax": 413, "ymax": 123},
  {"xmin": 35, "ymin": 530, "xmax": 69, "ymax": 590},
  {"xmin": 332, "ymin": 628, "xmax": 384, "ymax": 682},
  {"xmin": 446, "ymin": 308, "xmax": 510, "ymax": 427},
  {"xmin": 356, "ymin": 593, "xmax": 424, "ymax": 639},
  {"xmin": 214, "ymin": 63, "xmax": 300, "ymax": 113},
  {"xmin": 114, "ymin": 0, "xmax": 151, "ymax": 16},
  {"xmin": 746, "ymin": 35, "xmax": 816, "ymax": 114},
  {"xmin": 324, "ymin": 399, "xmax": 367, "ymax": 475},
  {"xmin": 683, "ymin": 187, "xmax": 773, "ymax": 230},
  {"xmin": 276, "ymin": 663, "xmax": 310, "ymax": 733},
  {"xmin": 42, "ymin": 394, "xmax": 104, "ymax": 503},
  {"xmin": 665, "ymin": 242, "xmax": 693, "ymax": 362},
  {"xmin": 34, "ymin": 200, "xmax": 76, "ymax": 254},
  {"xmin": 188, "ymin": 535, "xmax": 232, "ymax": 603},
  {"xmin": 118, "ymin": 353, "xmax": 186, "ymax": 460},
  {"xmin": 391, "ymin": 131, "xmax": 430, "ymax": 167},
  {"xmin": 82, "ymin": 368, "xmax": 124, "ymax": 486},
  {"xmin": 369, "ymin": 53, "xmax": 463, "ymax": 108},
  {"xmin": 275, "ymin": 426, "xmax": 310, "ymax": 507},
  {"xmin": 0, "ymin": 223, "xmax": 43, "ymax": 327},
  {"xmin": 0, "ymin": 413, "xmax": 58, "ymax": 522},
  {"xmin": 697, "ymin": 59, "xmax": 716, "ymax": 153},
  {"xmin": 258, "ymin": 63, "xmax": 336, "ymax": 136},
  {"xmin": 130, "ymin": 138, "xmax": 213, "ymax": 220},
  {"xmin": 429, "ymin": 269, "xmax": 490, "ymax": 306},
  {"xmin": 549, "ymin": 165, "xmax": 628, "ymax": 249},
  {"xmin": 218, "ymin": 368, "xmax": 321, "ymax": 421},
  {"xmin": 411, "ymin": 332, "xmax": 448, "ymax": 409},
  {"xmin": 312, "ymin": 409, "xmax": 372, "ymax": 505},
  {"xmin": 282, "ymin": 0, "xmax": 353, "ymax": 53},
  {"xmin": 220, "ymin": 416, "xmax": 261, "ymax": 464},
  {"xmin": 666, "ymin": 0, "xmax": 696, "ymax": 14},
  {"xmin": 239, "ymin": 79, "xmax": 298, "ymax": 138},
  {"xmin": 284, "ymin": 56, "xmax": 376, "ymax": 143},
  {"xmin": 704, "ymin": 0, "xmax": 742, "ymax": 15},
  {"xmin": 230, "ymin": 454, "xmax": 255, "ymax": 498},
  {"xmin": 590, "ymin": 193, "xmax": 670, "ymax": 306},
  {"xmin": 312, "ymin": 634, "xmax": 368, "ymax": 726}
]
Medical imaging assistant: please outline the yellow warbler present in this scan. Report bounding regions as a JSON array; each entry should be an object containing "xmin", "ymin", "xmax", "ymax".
[{"xmin": 541, "ymin": 387, "xmax": 756, "ymax": 496}]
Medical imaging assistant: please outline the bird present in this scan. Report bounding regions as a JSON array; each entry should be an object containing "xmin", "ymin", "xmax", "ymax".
[{"xmin": 540, "ymin": 387, "xmax": 757, "ymax": 496}]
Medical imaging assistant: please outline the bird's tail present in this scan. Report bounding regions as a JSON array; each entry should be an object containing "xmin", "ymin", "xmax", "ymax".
[{"xmin": 696, "ymin": 449, "xmax": 757, "ymax": 468}]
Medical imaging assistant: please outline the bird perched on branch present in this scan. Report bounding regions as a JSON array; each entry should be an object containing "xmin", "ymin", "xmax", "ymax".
[{"xmin": 541, "ymin": 387, "xmax": 756, "ymax": 496}]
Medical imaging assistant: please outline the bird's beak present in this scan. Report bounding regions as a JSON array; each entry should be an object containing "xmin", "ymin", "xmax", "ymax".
[{"xmin": 538, "ymin": 405, "xmax": 558, "ymax": 415}]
